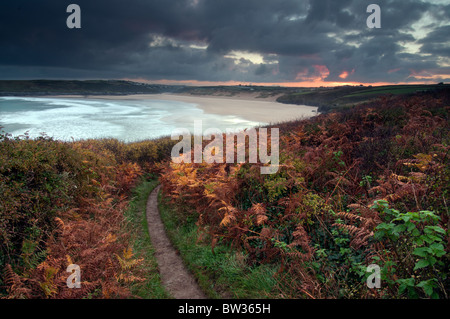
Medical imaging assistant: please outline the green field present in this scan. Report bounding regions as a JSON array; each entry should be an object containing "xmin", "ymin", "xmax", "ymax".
[
  {"xmin": 343, "ymin": 85, "xmax": 432, "ymax": 98},
  {"xmin": 276, "ymin": 84, "xmax": 449, "ymax": 112}
]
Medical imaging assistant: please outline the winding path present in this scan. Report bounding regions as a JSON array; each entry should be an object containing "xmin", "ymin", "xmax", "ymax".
[{"xmin": 146, "ymin": 185, "xmax": 206, "ymax": 299}]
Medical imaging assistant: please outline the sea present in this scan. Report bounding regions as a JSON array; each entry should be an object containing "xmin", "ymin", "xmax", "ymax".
[{"xmin": 0, "ymin": 96, "xmax": 264, "ymax": 142}]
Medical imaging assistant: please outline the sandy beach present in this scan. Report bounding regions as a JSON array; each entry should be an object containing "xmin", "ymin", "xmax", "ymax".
[{"xmin": 45, "ymin": 93, "xmax": 318, "ymax": 124}]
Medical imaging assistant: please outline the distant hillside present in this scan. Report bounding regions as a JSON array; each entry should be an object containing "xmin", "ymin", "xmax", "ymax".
[
  {"xmin": 177, "ymin": 84, "xmax": 293, "ymax": 98},
  {"xmin": 177, "ymin": 83, "xmax": 450, "ymax": 113},
  {"xmin": 1, "ymin": 80, "xmax": 448, "ymax": 114},
  {"xmin": 0, "ymin": 80, "xmax": 181, "ymax": 96},
  {"xmin": 276, "ymin": 84, "xmax": 450, "ymax": 112}
]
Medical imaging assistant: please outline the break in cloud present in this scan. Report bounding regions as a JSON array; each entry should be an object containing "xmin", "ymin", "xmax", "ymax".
[{"xmin": 0, "ymin": 0, "xmax": 449, "ymax": 86}]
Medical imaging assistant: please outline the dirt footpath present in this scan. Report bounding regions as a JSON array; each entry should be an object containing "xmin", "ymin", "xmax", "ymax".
[{"xmin": 146, "ymin": 185, "xmax": 206, "ymax": 299}]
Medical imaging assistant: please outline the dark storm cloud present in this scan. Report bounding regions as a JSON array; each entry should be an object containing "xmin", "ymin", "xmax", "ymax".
[
  {"xmin": 0, "ymin": 0, "xmax": 448, "ymax": 84},
  {"xmin": 419, "ymin": 25, "xmax": 450, "ymax": 56}
]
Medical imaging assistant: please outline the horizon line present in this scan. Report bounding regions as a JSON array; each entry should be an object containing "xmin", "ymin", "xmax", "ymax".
[{"xmin": 1, "ymin": 78, "xmax": 447, "ymax": 89}]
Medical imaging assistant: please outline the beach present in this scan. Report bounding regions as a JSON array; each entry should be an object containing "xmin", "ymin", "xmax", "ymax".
[
  {"xmin": 46, "ymin": 93, "xmax": 319, "ymax": 124},
  {"xmin": 1, "ymin": 93, "xmax": 319, "ymax": 141}
]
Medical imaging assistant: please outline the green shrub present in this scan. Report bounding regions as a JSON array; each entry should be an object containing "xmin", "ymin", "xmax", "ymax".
[{"xmin": 372, "ymin": 200, "xmax": 448, "ymax": 298}]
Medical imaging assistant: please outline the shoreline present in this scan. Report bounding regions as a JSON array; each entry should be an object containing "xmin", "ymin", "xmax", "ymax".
[{"xmin": 40, "ymin": 93, "xmax": 319, "ymax": 124}]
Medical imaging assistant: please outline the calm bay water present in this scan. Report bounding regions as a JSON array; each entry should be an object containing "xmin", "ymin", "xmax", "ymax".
[{"xmin": 0, "ymin": 97, "xmax": 263, "ymax": 142}]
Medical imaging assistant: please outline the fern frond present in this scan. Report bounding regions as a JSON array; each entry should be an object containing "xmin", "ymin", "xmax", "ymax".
[
  {"xmin": 333, "ymin": 223, "xmax": 359, "ymax": 236},
  {"xmin": 3, "ymin": 264, "xmax": 22, "ymax": 289}
]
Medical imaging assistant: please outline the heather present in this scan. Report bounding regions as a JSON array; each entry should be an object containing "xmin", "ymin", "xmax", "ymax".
[
  {"xmin": 0, "ymin": 135, "xmax": 174, "ymax": 298},
  {"xmin": 1, "ymin": 90, "xmax": 449, "ymax": 299},
  {"xmin": 160, "ymin": 91, "xmax": 449, "ymax": 298}
]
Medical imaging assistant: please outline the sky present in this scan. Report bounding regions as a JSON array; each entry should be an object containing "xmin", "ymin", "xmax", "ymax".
[{"xmin": 0, "ymin": 0, "xmax": 449, "ymax": 87}]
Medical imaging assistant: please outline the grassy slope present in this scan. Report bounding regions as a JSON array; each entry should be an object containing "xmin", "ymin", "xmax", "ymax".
[{"xmin": 276, "ymin": 84, "xmax": 449, "ymax": 112}]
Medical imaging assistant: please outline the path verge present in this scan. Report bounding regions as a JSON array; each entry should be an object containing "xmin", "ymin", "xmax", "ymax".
[{"xmin": 146, "ymin": 185, "xmax": 206, "ymax": 299}]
